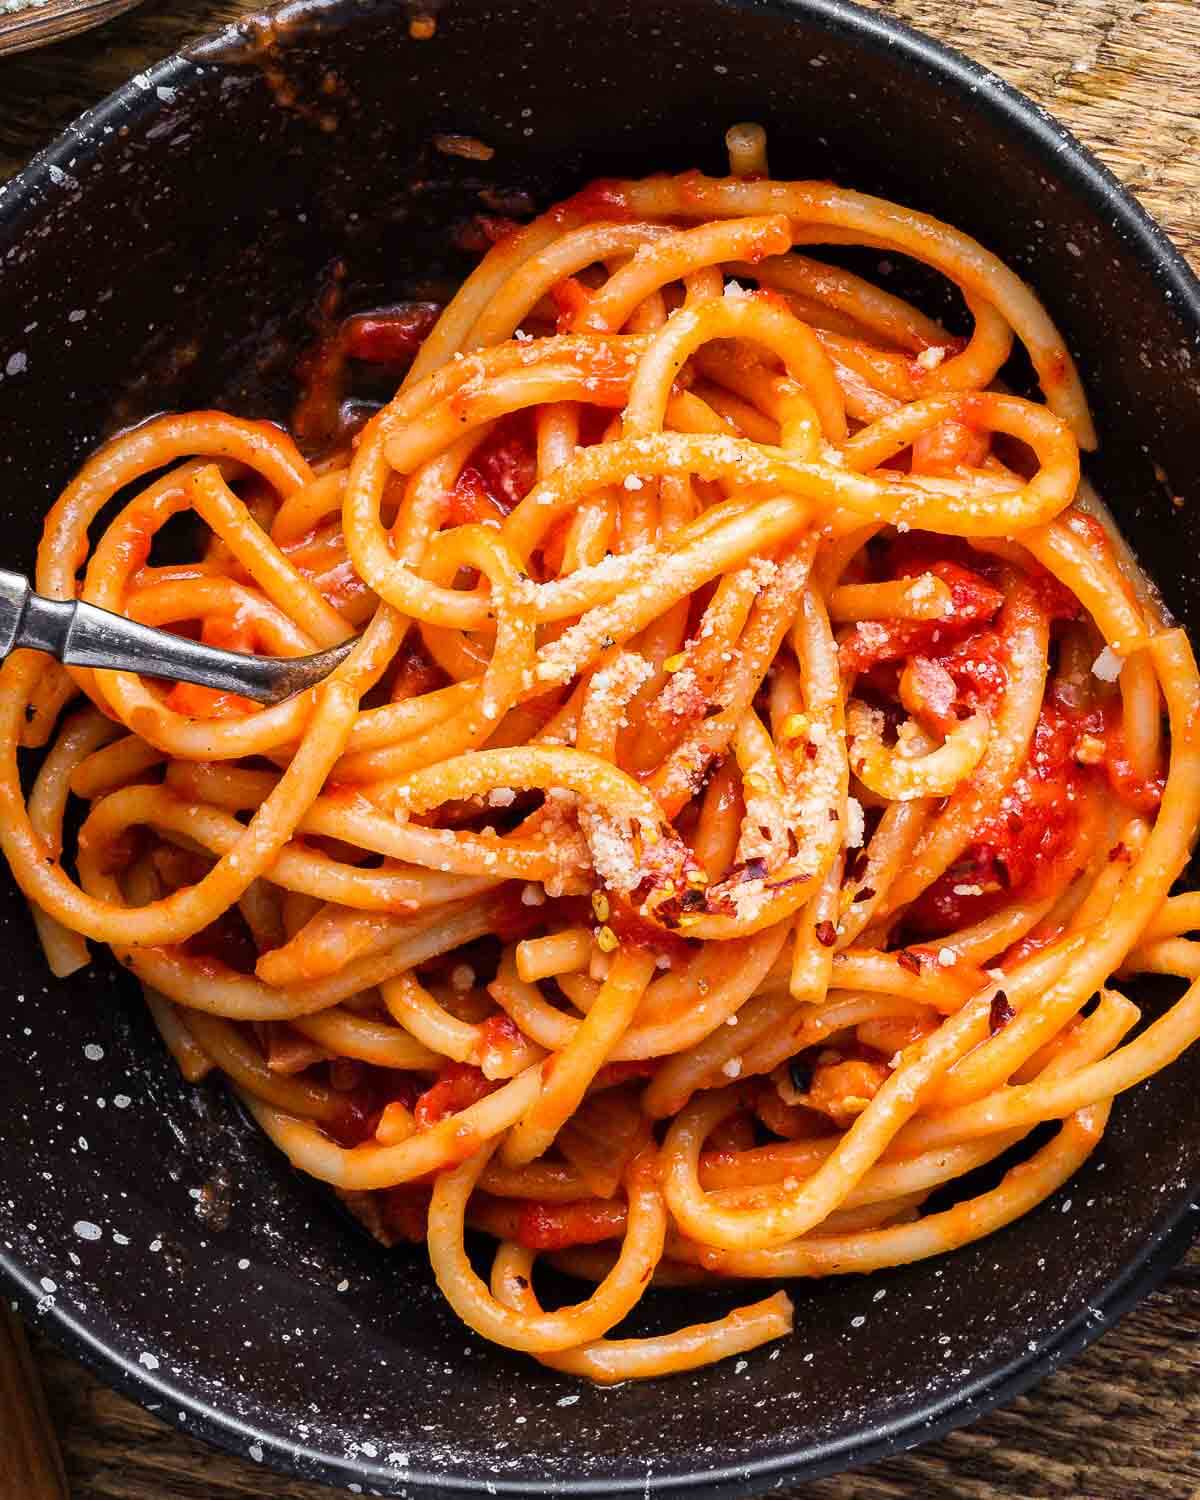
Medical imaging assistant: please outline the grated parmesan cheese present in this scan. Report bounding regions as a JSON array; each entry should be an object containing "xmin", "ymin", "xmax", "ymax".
[
  {"xmin": 746, "ymin": 556, "xmax": 779, "ymax": 591},
  {"xmin": 845, "ymin": 796, "xmax": 865, "ymax": 849},
  {"xmin": 1091, "ymin": 645, "xmax": 1124, "ymax": 682}
]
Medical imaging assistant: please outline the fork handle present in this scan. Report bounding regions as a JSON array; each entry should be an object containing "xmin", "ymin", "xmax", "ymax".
[{"xmin": 0, "ymin": 567, "xmax": 288, "ymax": 703}]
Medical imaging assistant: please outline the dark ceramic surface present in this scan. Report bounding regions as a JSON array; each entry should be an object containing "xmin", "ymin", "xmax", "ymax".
[{"xmin": 1, "ymin": 1, "xmax": 1200, "ymax": 1495}]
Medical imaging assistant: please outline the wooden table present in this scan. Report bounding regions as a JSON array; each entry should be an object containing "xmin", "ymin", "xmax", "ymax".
[{"xmin": 4, "ymin": 1, "xmax": 1200, "ymax": 1496}]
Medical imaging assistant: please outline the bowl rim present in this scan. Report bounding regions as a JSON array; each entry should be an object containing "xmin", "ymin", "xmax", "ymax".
[{"xmin": 2, "ymin": 0, "xmax": 1200, "ymax": 1494}]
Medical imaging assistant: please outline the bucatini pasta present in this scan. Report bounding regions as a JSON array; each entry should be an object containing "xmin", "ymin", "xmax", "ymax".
[{"xmin": 3, "ymin": 125, "xmax": 1198, "ymax": 1383}]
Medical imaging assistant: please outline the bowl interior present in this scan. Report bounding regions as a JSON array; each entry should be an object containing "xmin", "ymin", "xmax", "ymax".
[{"xmin": 2, "ymin": 1, "xmax": 1200, "ymax": 1495}]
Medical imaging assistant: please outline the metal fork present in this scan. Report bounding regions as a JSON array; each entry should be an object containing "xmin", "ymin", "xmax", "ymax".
[{"xmin": 0, "ymin": 569, "xmax": 354, "ymax": 706}]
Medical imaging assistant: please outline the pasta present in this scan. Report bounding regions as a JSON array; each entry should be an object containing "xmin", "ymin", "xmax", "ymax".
[{"xmin": 4, "ymin": 124, "xmax": 1200, "ymax": 1384}]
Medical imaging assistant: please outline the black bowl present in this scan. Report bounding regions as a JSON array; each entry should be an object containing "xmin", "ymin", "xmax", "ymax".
[{"xmin": 3, "ymin": 1, "xmax": 1200, "ymax": 1495}]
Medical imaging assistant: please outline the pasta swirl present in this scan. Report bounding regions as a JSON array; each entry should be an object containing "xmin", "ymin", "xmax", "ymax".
[{"xmin": 3, "ymin": 130, "xmax": 1196, "ymax": 1384}]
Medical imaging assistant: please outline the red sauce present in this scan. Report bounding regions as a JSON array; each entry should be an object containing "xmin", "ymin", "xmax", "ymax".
[
  {"xmin": 479, "ymin": 1012, "xmax": 522, "ymax": 1049},
  {"xmin": 468, "ymin": 1193, "xmax": 627, "ymax": 1250},
  {"xmin": 342, "ymin": 303, "xmax": 442, "ymax": 365},
  {"xmin": 840, "ymin": 558, "xmax": 1004, "ymax": 675},
  {"xmin": 549, "ymin": 275, "xmax": 593, "ymax": 330},
  {"xmin": 165, "ymin": 682, "xmax": 258, "ymax": 719},
  {"xmin": 607, "ymin": 895, "xmax": 698, "ymax": 967},
  {"xmin": 291, "ymin": 260, "xmax": 348, "ymax": 447},
  {"xmin": 910, "ymin": 419, "xmax": 991, "ymax": 477},
  {"xmin": 746, "ymin": 287, "xmax": 792, "ymax": 312},
  {"xmin": 455, "ymin": 214, "xmax": 525, "ymax": 253},
  {"xmin": 1103, "ymin": 713, "xmax": 1165, "ymax": 813},
  {"xmin": 999, "ymin": 917, "xmax": 1069, "ymax": 969},
  {"xmin": 379, "ymin": 1184, "xmax": 434, "ymax": 1243},
  {"xmin": 325, "ymin": 1069, "xmax": 425, "ymax": 1149},
  {"xmin": 165, "ymin": 613, "xmax": 261, "ymax": 718},
  {"xmin": 292, "ymin": 284, "xmax": 442, "ymax": 449},
  {"xmin": 551, "ymin": 179, "xmax": 632, "ymax": 224},
  {"xmin": 495, "ymin": 889, "xmax": 559, "ymax": 946},
  {"xmin": 1024, "ymin": 561, "xmax": 1082, "ymax": 623},
  {"xmin": 1043, "ymin": 347, "xmax": 1069, "ymax": 390},
  {"xmin": 389, "ymin": 636, "xmax": 449, "ymax": 702},
  {"xmin": 931, "ymin": 627, "xmax": 1009, "ymax": 715},
  {"xmin": 412, "ymin": 1062, "xmax": 499, "ymax": 1129},
  {"xmin": 1063, "ymin": 509, "xmax": 1111, "ymax": 554},
  {"xmin": 590, "ymin": 1058, "xmax": 660, "ymax": 1091},
  {"xmin": 183, "ymin": 908, "xmax": 259, "ymax": 975},
  {"xmin": 905, "ymin": 696, "xmax": 1104, "ymax": 936},
  {"xmin": 515, "ymin": 1197, "xmax": 626, "ymax": 1250},
  {"xmin": 446, "ymin": 410, "xmax": 537, "ymax": 526}
]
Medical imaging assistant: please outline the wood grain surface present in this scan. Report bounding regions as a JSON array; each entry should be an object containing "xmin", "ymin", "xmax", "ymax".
[{"xmin": 4, "ymin": 1, "xmax": 1200, "ymax": 1497}]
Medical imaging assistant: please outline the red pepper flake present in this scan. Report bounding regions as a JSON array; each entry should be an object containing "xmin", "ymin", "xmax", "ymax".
[
  {"xmin": 828, "ymin": 807, "xmax": 839, "ymax": 822},
  {"xmin": 804, "ymin": 741, "xmax": 819, "ymax": 760},
  {"xmin": 896, "ymin": 949, "xmax": 923, "ymax": 976},
  {"xmin": 1108, "ymin": 841, "xmax": 1130, "ymax": 863},
  {"xmin": 852, "ymin": 885, "xmax": 877, "ymax": 904},
  {"xmin": 989, "ymin": 990, "xmax": 1015, "ymax": 1033},
  {"xmin": 815, "ymin": 920, "xmax": 837, "ymax": 947}
]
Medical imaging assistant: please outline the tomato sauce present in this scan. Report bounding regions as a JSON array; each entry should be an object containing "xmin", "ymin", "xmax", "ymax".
[
  {"xmin": 910, "ymin": 419, "xmax": 991, "ymax": 477},
  {"xmin": 387, "ymin": 638, "xmax": 448, "ymax": 705},
  {"xmin": 479, "ymin": 1012, "xmax": 522, "ymax": 1049},
  {"xmin": 446, "ymin": 410, "xmax": 537, "ymax": 526},
  {"xmin": 412, "ymin": 1062, "xmax": 499, "ymax": 1129},
  {"xmin": 183, "ymin": 907, "xmax": 260, "ymax": 974},
  {"xmin": 292, "ymin": 288, "xmax": 442, "ymax": 450},
  {"xmin": 905, "ymin": 695, "xmax": 1104, "ymax": 936},
  {"xmin": 839, "ymin": 545, "xmax": 1004, "ymax": 677},
  {"xmin": 590, "ymin": 1058, "xmax": 660, "ymax": 1091},
  {"xmin": 931, "ymin": 627, "xmax": 1009, "ymax": 715},
  {"xmin": 551, "ymin": 179, "xmax": 632, "ymax": 224},
  {"xmin": 549, "ymin": 275, "xmax": 593, "ymax": 329},
  {"xmin": 165, "ymin": 613, "xmax": 261, "ymax": 718},
  {"xmin": 342, "ymin": 303, "xmax": 442, "ymax": 365},
  {"xmin": 1103, "ymin": 710, "xmax": 1165, "ymax": 813},
  {"xmin": 379, "ymin": 1184, "xmax": 434, "ymax": 1243},
  {"xmin": 325, "ymin": 1068, "xmax": 424, "ymax": 1149},
  {"xmin": 165, "ymin": 682, "xmax": 258, "ymax": 719},
  {"xmin": 515, "ymin": 1198, "xmax": 626, "ymax": 1250},
  {"xmin": 470, "ymin": 1192, "xmax": 627, "ymax": 1250},
  {"xmin": 606, "ymin": 894, "xmax": 699, "ymax": 968}
]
